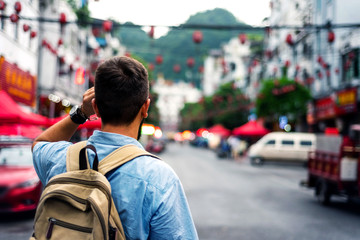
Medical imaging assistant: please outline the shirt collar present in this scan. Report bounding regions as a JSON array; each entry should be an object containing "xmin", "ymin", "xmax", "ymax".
[{"xmin": 88, "ymin": 130, "xmax": 145, "ymax": 149}]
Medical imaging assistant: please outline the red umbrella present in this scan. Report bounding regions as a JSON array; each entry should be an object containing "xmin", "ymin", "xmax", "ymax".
[
  {"xmin": 208, "ymin": 124, "xmax": 231, "ymax": 137},
  {"xmin": 232, "ymin": 120, "xmax": 270, "ymax": 136},
  {"xmin": 0, "ymin": 90, "xmax": 48, "ymax": 126},
  {"xmin": 48, "ymin": 114, "xmax": 102, "ymax": 130},
  {"xmin": 78, "ymin": 117, "xmax": 102, "ymax": 130}
]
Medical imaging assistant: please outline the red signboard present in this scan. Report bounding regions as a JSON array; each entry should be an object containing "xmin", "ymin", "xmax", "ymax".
[
  {"xmin": 315, "ymin": 88, "xmax": 357, "ymax": 120},
  {"xmin": 335, "ymin": 88, "xmax": 357, "ymax": 115},
  {"xmin": 0, "ymin": 56, "xmax": 37, "ymax": 107}
]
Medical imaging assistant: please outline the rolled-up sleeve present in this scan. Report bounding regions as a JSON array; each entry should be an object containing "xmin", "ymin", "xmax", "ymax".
[{"xmin": 32, "ymin": 141, "xmax": 71, "ymax": 185}]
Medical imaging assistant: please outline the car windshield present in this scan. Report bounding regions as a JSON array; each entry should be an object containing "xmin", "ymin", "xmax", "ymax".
[{"xmin": 0, "ymin": 145, "xmax": 33, "ymax": 166}]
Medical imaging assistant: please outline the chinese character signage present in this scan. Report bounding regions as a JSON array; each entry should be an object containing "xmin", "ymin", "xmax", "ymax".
[
  {"xmin": 0, "ymin": 56, "xmax": 37, "ymax": 107},
  {"xmin": 314, "ymin": 88, "xmax": 357, "ymax": 121}
]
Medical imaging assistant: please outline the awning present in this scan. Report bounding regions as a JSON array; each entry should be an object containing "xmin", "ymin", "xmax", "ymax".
[
  {"xmin": 0, "ymin": 91, "xmax": 48, "ymax": 126},
  {"xmin": 48, "ymin": 114, "xmax": 102, "ymax": 130},
  {"xmin": 208, "ymin": 124, "xmax": 231, "ymax": 137},
  {"xmin": 232, "ymin": 120, "xmax": 270, "ymax": 137},
  {"xmin": 0, "ymin": 124, "xmax": 43, "ymax": 139}
]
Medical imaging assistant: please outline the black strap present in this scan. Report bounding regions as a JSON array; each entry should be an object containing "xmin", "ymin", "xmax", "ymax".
[{"xmin": 79, "ymin": 144, "xmax": 99, "ymax": 171}]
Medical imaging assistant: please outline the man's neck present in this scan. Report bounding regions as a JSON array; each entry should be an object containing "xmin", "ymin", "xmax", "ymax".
[{"xmin": 101, "ymin": 122, "xmax": 139, "ymax": 140}]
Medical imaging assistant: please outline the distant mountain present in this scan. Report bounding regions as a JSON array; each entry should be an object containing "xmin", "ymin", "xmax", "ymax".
[{"xmin": 115, "ymin": 8, "xmax": 263, "ymax": 84}]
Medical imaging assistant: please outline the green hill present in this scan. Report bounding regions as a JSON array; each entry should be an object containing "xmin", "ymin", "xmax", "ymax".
[{"xmin": 115, "ymin": 8, "xmax": 263, "ymax": 84}]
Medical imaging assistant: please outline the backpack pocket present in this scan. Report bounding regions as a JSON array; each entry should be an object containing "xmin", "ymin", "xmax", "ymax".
[{"xmin": 46, "ymin": 217, "xmax": 93, "ymax": 239}]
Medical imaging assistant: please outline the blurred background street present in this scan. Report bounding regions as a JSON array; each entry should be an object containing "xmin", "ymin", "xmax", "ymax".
[
  {"xmin": 2, "ymin": 0, "xmax": 360, "ymax": 239},
  {"xmin": 2, "ymin": 142, "xmax": 360, "ymax": 240}
]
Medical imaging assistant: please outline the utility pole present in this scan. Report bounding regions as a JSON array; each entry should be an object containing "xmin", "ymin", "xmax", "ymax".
[{"xmin": 35, "ymin": 0, "xmax": 47, "ymax": 114}]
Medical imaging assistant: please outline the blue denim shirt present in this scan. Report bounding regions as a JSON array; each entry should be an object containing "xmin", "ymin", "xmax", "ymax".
[{"xmin": 33, "ymin": 130, "xmax": 198, "ymax": 240}]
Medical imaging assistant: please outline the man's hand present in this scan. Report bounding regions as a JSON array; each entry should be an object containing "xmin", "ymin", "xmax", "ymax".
[
  {"xmin": 32, "ymin": 87, "xmax": 96, "ymax": 151},
  {"xmin": 81, "ymin": 87, "xmax": 95, "ymax": 118}
]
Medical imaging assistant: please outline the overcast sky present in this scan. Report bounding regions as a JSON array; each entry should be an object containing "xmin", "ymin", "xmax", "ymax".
[{"xmin": 89, "ymin": 0, "xmax": 271, "ymax": 38}]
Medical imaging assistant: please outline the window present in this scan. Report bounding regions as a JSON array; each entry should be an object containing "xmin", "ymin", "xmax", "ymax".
[
  {"xmin": 300, "ymin": 140, "xmax": 312, "ymax": 146},
  {"xmin": 281, "ymin": 140, "xmax": 294, "ymax": 146},
  {"xmin": 265, "ymin": 140, "xmax": 275, "ymax": 145}
]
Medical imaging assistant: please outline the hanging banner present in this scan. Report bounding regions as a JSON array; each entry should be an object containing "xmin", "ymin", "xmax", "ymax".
[
  {"xmin": 0, "ymin": 56, "xmax": 37, "ymax": 107},
  {"xmin": 74, "ymin": 67, "xmax": 85, "ymax": 85}
]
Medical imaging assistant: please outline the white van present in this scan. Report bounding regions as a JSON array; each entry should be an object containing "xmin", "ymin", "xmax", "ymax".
[{"xmin": 248, "ymin": 132, "xmax": 316, "ymax": 165}]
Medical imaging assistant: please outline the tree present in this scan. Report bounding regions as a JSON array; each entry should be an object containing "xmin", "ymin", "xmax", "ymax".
[{"xmin": 255, "ymin": 77, "xmax": 312, "ymax": 123}]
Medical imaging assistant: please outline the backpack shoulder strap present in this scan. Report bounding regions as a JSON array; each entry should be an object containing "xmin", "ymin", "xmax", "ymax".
[
  {"xmin": 98, "ymin": 144, "xmax": 160, "ymax": 176},
  {"xmin": 66, "ymin": 141, "xmax": 88, "ymax": 172}
]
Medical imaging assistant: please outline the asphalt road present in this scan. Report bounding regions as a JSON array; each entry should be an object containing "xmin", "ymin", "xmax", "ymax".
[
  {"xmin": 162, "ymin": 142, "xmax": 360, "ymax": 240},
  {"xmin": 1, "ymin": 142, "xmax": 360, "ymax": 240}
]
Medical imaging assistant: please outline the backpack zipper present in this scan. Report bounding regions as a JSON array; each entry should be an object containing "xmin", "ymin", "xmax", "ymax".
[
  {"xmin": 38, "ymin": 189, "xmax": 108, "ymax": 240},
  {"xmin": 88, "ymin": 197, "xmax": 108, "ymax": 239},
  {"xmin": 45, "ymin": 177, "xmax": 111, "ymax": 202},
  {"xmin": 46, "ymin": 217, "xmax": 92, "ymax": 239}
]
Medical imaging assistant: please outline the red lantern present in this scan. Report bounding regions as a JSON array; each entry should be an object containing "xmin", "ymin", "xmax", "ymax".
[
  {"xmin": 23, "ymin": 24, "xmax": 30, "ymax": 32},
  {"xmin": 173, "ymin": 64, "xmax": 181, "ymax": 73},
  {"xmin": 148, "ymin": 26, "xmax": 155, "ymax": 38},
  {"xmin": 238, "ymin": 34, "xmax": 247, "ymax": 44},
  {"xmin": 0, "ymin": 0, "xmax": 6, "ymax": 11},
  {"xmin": 285, "ymin": 60, "xmax": 291, "ymax": 68},
  {"xmin": 41, "ymin": 39, "xmax": 47, "ymax": 46},
  {"xmin": 328, "ymin": 31, "xmax": 335, "ymax": 43},
  {"xmin": 155, "ymin": 55, "xmax": 163, "ymax": 65},
  {"xmin": 187, "ymin": 57, "xmax": 195, "ymax": 68},
  {"xmin": 92, "ymin": 28, "xmax": 100, "ymax": 37},
  {"xmin": 148, "ymin": 63, "xmax": 155, "ymax": 71},
  {"xmin": 198, "ymin": 66, "xmax": 204, "ymax": 73},
  {"xmin": 59, "ymin": 56, "xmax": 65, "ymax": 64},
  {"xmin": 192, "ymin": 30, "xmax": 203, "ymax": 44},
  {"xmin": 265, "ymin": 50, "xmax": 272, "ymax": 58},
  {"xmin": 286, "ymin": 33, "xmax": 294, "ymax": 46},
  {"xmin": 30, "ymin": 31, "xmax": 37, "ymax": 38},
  {"xmin": 93, "ymin": 48, "xmax": 100, "ymax": 56},
  {"xmin": 103, "ymin": 20, "xmax": 112, "ymax": 32},
  {"xmin": 59, "ymin": 13, "xmax": 67, "ymax": 25},
  {"xmin": 335, "ymin": 68, "xmax": 339, "ymax": 74},
  {"xmin": 10, "ymin": 13, "xmax": 19, "ymax": 23},
  {"xmin": 58, "ymin": 38, "xmax": 63, "ymax": 46},
  {"xmin": 14, "ymin": 1, "xmax": 21, "ymax": 13},
  {"xmin": 317, "ymin": 56, "xmax": 323, "ymax": 64}
]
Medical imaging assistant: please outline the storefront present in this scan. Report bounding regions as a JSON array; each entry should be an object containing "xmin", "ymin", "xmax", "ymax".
[{"xmin": 308, "ymin": 87, "xmax": 358, "ymax": 135}]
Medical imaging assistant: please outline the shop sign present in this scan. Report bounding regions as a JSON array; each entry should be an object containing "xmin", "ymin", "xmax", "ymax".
[
  {"xmin": 315, "ymin": 97, "xmax": 336, "ymax": 120},
  {"xmin": 315, "ymin": 88, "xmax": 357, "ymax": 120},
  {"xmin": 335, "ymin": 88, "xmax": 357, "ymax": 115},
  {"xmin": 0, "ymin": 56, "xmax": 37, "ymax": 107}
]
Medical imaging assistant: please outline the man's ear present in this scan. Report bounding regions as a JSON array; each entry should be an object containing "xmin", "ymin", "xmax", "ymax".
[
  {"xmin": 92, "ymin": 98, "xmax": 101, "ymax": 118},
  {"xmin": 142, "ymin": 98, "xmax": 151, "ymax": 118}
]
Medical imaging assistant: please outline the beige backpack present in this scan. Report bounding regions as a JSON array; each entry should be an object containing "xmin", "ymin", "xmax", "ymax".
[{"xmin": 30, "ymin": 141, "xmax": 159, "ymax": 240}]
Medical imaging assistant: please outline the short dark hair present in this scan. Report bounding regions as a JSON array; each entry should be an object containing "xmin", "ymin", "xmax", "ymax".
[{"xmin": 94, "ymin": 56, "xmax": 149, "ymax": 125}]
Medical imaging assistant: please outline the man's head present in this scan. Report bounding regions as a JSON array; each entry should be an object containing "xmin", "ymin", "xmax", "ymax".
[{"xmin": 94, "ymin": 56, "xmax": 149, "ymax": 126}]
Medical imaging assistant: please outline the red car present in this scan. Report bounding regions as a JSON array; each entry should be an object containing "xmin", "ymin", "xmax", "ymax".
[{"xmin": 0, "ymin": 140, "xmax": 42, "ymax": 213}]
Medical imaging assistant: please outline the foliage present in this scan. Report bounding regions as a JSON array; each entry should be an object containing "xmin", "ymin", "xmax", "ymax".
[
  {"xmin": 255, "ymin": 77, "xmax": 312, "ymax": 121},
  {"xmin": 66, "ymin": 0, "xmax": 92, "ymax": 27},
  {"xmin": 179, "ymin": 81, "xmax": 250, "ymax": 131}
]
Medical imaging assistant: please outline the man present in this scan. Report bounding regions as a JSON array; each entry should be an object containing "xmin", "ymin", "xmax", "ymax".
[{"xmin": 32, "ymin": 56, "xmax": 199, "ymax": 240}]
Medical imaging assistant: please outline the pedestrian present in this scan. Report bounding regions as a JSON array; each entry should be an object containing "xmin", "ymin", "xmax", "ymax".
[{"xmin": 32, "ymin": 56, "xmax": 198, "ymax": 240}]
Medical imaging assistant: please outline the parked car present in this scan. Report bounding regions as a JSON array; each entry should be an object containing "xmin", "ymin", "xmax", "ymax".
[
  {"xmin": 0, "ymin": 141, "xmax": 42, "ymax": 213},
  {"xmin": 145, "ymin": 138, "xmax": 166, "ymax": 154},
  {"xmin": 248, "ymin": 132, "xmax": 316, "ymax": 165}
]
